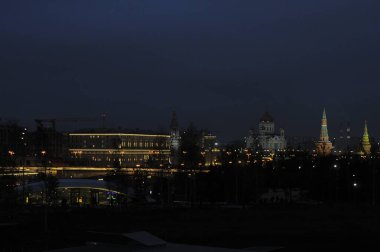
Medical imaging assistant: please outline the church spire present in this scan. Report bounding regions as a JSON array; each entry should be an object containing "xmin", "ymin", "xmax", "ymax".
[
  {"xmin": 319, "ymin": 108, "xmax": 330, "ymax": 142},
  {"xmin": 316, "ymin": 108, "xmax": 333, "ymax": 156},
  {"xmin": 362, "ymin": 120, "xmax": 371, "ymax": 155}
]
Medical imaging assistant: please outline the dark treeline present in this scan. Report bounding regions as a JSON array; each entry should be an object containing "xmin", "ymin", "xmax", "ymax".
[
  {"xmin": 145, "ymin": 153, "xmax": 380, "ymax": 207},
  {"xmin": 104, "ymin": 124, "xmax": 380, "ymax": 208},
  {"xmin": 1, "ymin": 124, "xmax": 380, "ymax": 212}
]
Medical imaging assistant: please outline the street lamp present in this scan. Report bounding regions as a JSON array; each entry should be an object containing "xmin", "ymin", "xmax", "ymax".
[
  {"xmin": 8, "ymin": 150, "xmax": 16, "ymax": 176},
  {"xmin": 41, "ymin": 150, "xmax": 47, "ymax": 176}
]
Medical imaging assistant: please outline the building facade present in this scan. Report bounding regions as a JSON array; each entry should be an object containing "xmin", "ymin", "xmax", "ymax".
[
  {"xmin": 246, "ymin": 112, "xmax": 287, "ymax": 152},
  {"xmin": 69, "ymin": 132, "xmax": 171, "ymax": 167},
  {"xmin": 201, "ymin": 133, "xmax": 221, "ymax": 166},
  {"xmin": 68, "ymin": 112, "xmax": 219, "ymax": 168}
]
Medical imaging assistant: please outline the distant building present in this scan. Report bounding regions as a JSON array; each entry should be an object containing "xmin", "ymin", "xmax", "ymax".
[
  {"xmin": 361, "ymin": 120, "xmax": 371, "ymax": 155},
  {"xmin": 169, "ymin": 112, "xmax": 180, "ymax": 166},
  {"xmin": 201, "ymin": 132, "xmax": 221, "ymax": 166},
  {"xmin": 246, "ymin": 112, "xmax": 286, "ymax": 152},
  {"xmin": 31, "ymin": 119, "xmax": 67, "ymax": 161},
  {"xmin": 315, "ymin": 108, "xmax": 333, "ymax": 156},
  {"xmin": 68, "ymin": 113, "xmax": 219, "ymax": 168},
  {"xmin": 0, "ymin": 121, "xmax": 30, "ymax": 165},
  {"xmin": 334, "ymin": 121, "xmax": 351, "ymax": 154},
  {"xmin": 287, "ymin": 136, "xmax": 317, "ymax": 152},
  {"xmin": 68, "ymin": 130, "xmax": 171, "ymax": 168}
]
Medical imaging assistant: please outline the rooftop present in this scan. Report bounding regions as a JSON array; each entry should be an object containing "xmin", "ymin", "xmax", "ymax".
[{"xmin": 260, "ymin": 112, "xmax": 274, "ymax": 123}]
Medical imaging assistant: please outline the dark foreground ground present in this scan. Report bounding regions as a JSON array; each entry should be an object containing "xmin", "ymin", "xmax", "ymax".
[{"xmin": 1, "ymin": 204, "xmax": 380, "ymax": 251}]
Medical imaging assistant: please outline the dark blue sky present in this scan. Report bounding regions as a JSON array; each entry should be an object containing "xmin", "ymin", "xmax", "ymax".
[{"xmin": 1, "ymin": 0, "xmax": 379, "ymax": 141}]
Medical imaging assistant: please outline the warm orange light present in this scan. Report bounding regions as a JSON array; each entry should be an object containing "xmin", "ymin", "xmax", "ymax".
[{"xmin": 69, "ymin": 133, "xmax": 170, "ymax": 138}]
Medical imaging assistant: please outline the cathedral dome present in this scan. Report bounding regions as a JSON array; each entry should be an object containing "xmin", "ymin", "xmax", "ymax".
[{"xmin": 260, "ymin": 112, "xmax": 274, "ymax": 122}]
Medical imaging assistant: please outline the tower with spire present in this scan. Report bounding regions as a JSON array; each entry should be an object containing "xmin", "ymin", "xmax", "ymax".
[
  {"xmin": 362, "ymin": 120, "xmax": 371, "ymax": 155},
  {"xmin": 169, "ymin": 111, "xmax": 180, "ymax": 166},
  {"xmin": 316, "ymin": 108, "xmax": 333, "ymax": 156}
]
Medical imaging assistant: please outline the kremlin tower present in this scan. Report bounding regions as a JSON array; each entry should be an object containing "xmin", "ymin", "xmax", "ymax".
[
  {"xmin": 316, "ymin": 108, "xmax": 333, "ymax": 156},
  {"xmin": 362, "ymin": 120, "xmax": 371, "ymax": 156}
]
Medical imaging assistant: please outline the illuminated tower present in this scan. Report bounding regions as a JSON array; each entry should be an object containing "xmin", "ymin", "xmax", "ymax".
[
  {"xmin": 169, "ymin": 111, "xmax": 180, "ymax": 166},
  {"xmin": 362, "ymin": 120, "xmax": 371, "ymax": 155},
  {"xmin": 316, "ymin": 108, "xmax": 333, "ymax": 156}
]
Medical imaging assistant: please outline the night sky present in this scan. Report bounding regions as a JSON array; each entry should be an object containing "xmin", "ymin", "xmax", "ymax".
[{"xmin": 1, "ymin": 0, "xmax": 379, "ymax": 141}]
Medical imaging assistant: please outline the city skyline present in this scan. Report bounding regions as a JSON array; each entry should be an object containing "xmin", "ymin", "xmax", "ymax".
[
  {"xmin": 0, "ymin": 108, "xmax": 377, "ymax": 143},
  {"xmin": 2, "ymin": 2, "xmax": 380, "ymax": 251}
]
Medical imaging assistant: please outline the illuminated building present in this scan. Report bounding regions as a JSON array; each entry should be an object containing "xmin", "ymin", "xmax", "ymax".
[
  {"xmin": 201, "ymin": 133, "xmax": 221, "ymax": 166},
  {"xmin": 362, "ymin": 120, "xmax": 371, "ymax": 155},
  {"xmin": 18, "ymin": 179, "xmax": 125, "ymax": 206},
  {"xmin": 315, "ymin": 108, "xmax": 333, "ymax": 156},
  {"xmin": 68, "ymin": 112, "xmax": 219, "ymax": 168},
  {"xmin": 69, "ymin": 131, "xmax": 171, "ymax": 168},
  {"xmin": 246, "ymin": 112, "xmax": 287, "ymax": 152},
  {"xmin": 169, "ymin": 112, "xmax": 180, "ymax": 166}
]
